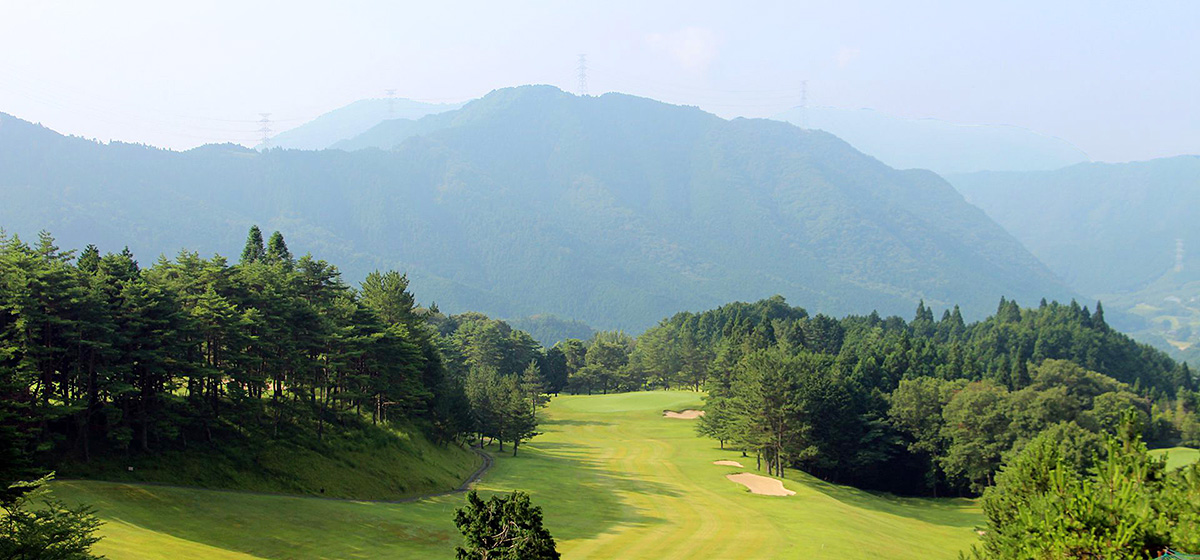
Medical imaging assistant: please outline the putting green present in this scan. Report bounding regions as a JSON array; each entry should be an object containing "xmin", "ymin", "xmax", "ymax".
[{"xmin": 53, "ymin": 391, "xmax": 983, "ymax": 559}]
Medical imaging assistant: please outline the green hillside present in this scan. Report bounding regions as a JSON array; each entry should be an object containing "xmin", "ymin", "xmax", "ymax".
[
  {"xmin": 56, "ymin": 419, "xmax": 482, "ymax": 502},
  {"xmin": 0, "ymin": 86, "xmax": 1074, "ymax": 332},
  {"xmin": 52, "ymin": 391, "xmax": 982, "ymax": 560},
  {"xmin": 949, "ymin": 156, "xmax": 1200, "ymax": 359}
]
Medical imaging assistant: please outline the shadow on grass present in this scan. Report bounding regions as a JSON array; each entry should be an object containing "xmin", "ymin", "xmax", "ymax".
[
  {"xmin": 542, "ymin": 418, "xmax": 615, "ymax": 427},
  {"xmin": 478, "ymin": 438, "xmax": 678, "ymax": 543},
  {"xmin": 787, "ymin": 470, "xmax": 980, "ymax": 528}
]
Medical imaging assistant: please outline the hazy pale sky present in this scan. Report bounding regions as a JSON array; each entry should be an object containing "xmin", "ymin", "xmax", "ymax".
[{"xmin": 1, "ymin": 0, "xmax": 1196, "ymax": 162}]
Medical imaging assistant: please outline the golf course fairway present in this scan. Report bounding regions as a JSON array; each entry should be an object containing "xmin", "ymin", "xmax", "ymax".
[{"xmin": 52, "ymin": 391, "xmax": 983, "ymax": 559}]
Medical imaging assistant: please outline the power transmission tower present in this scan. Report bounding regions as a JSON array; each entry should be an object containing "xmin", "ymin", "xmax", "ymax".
[
  {"xmin": 799, "ymin": 80, "xmax": 808, "ymax": 128},
  {"xmin": 384, "ymin": 89, "xmax": 397, "ymax": 117},
  {"xmin": 577, "ymin": 54, "xmax": 588, "ymax": 96},
  {"xmin": 1176, "ymin": 238, "xmax": 1185, "ymax": 273},
  {"xmin": 258, "ymin": 113, "xmax": 272, "ymax": 149}
]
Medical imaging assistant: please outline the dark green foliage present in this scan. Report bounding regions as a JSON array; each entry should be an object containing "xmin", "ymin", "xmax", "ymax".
[
  {"xmin": 663, "ymin": 296, "xmax": 1200, "ymax": 495},
  {"xmin": 453, "ymin": 490, "xmax": 559, "ymax": 560},
  {"xmin": 0, "ymin": 474, "xmax": 103, "ymax": 560},
  {"xmin": 971, "ymin": 417, "xmax": 1200, "ymax": 558},
  {"xmin": 240, "ymin": 225, "xmax": 265, "ymax": 264},
  {"xmin": 435, "ymin": 313, "xmax": 550, "ymax": 452},
  {"xmin": 265, "ymin": 231, "xmax": 292, "ymax": 267},
  {"xmin": 0, "ymin": 227, "xmax": 494, "ymax": 481}
]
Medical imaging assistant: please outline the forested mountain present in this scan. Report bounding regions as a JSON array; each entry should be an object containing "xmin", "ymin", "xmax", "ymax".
[
  {"xmin": 773, "ymin": 106, "xmax": 1089, "ymax": 175},
  {"xmin": 0, "ymin": 86, "xmax": 1074, "ymax": 331},
  {"xmin": 507, "ymin": 314, "xmax": 596, "ymax": 348},
  {"xmin": 949, "ymin": 156, "xmax": 1200, "ymax": 361},
  {"xmin": 264, "ymin": 97, "xmax": 462, "ymax": 150}
]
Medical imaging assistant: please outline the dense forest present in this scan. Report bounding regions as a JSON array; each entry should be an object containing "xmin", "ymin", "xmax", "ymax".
[
  {"xmin": 0, "ymin": 227, "xmax": 556, "ymax": 494},
  {"xmin": 534, "ymin": 296, "xmax": 1199, "ymax": 497}
]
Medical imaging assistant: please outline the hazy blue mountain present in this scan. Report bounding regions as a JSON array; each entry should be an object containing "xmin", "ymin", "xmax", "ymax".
[
  {"xmin": 264, "ymin": 98, "xmax": 461, "ymax": 150},
  {"xmin": 773, "ymin": 106, "xmax": 1089, "ymax": 175},
  {"xmin": 949, "ymin": 156, "xmax": 1200, "ymax": 360},
  {"xmin": 950, "ymin": 156, "xmax": 1200, "ymax": 294},
  {"xmin": 0, "ymin": 86, "xmax": 1074, "ymax": 331},
  {"xmin": 507, "ymin": 315, "xmax": 596, "ymax": 347}
]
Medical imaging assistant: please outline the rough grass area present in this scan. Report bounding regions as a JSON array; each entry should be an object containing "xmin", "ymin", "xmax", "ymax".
[
  {"xmin": 55, "ymin": 415, "xmax": 481, "ymax": 501},
  {"xmin": 1151, "ymin": 447, "xmax": 1200, "ymax": 470},
  {"xmin": 54, "ymin": 391, "xmax": 983, "ymax": 559}
]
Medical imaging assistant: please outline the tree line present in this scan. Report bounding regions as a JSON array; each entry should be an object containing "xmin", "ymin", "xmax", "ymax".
[
  {"xmin": 530, "ymin": 295, "xmax": 1198, "ymax": 496},
  {"xmin": 0, "ymin": 226, "xmax": 567, "ymax": 491}
]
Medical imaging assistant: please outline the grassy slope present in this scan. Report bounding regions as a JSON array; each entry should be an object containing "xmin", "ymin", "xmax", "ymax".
[
  {"xmin": 53, "ymin": 391, "xmax": 982, "ymax": 559},
  {"xmin": 1151, "ymin": 447, "xmax": 1200, "ymax": 470},
  {"xmin": 56, "ymin": 418, "xmax": 481, "ymax": 502}
]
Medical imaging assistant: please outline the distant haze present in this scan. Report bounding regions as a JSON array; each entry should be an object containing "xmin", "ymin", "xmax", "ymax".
[
  {"xmin": 774, "ymin": 107, "xmax": 1090, "ymax": 175},
  {"xmin": 0, "ymin": 1, "xmax": 1196, "ymax": 162}
]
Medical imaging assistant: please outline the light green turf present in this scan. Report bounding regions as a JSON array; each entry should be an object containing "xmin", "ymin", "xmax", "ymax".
[
  {"xmin": 52, "ymin": 391, "xmax": 983, "ymax": 559},
  {"xmin": 1151, "ymin": 447, "xmax": 1200, "ymax": 470}
]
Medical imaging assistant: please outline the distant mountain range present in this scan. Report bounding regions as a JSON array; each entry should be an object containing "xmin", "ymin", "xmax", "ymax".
[
  {"xmin": 0, "ymin": 86, "xmax": 1074, "ymax": 331},
  {"xmin": 264, "ymin": 98, "xmax": 461, "ymax": 150},
  {"xmin": 773, "ymin": 106, "xmax": 1090, "ymax": 175},
  {"xmin": 948, "ymin": 156, "xmax": 1200, "ymax": 361}
]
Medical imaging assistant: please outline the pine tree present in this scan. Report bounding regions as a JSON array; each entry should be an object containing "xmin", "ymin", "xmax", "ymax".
[
  {"xmin": 240, "ymin": 225, "xmax": 266, "ymax": 264},
  {"xmin": 76, "ymin": 245, "xmax": 100, "ymax": 274},
  {"xmin": 265, "ymin": 231, "xmax": 292, "ymax": 267},
  {"xmin": 454, "ymin": 491, "xmax": 559, "ymax": 560}
]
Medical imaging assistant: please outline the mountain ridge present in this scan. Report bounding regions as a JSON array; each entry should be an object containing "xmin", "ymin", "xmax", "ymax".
[{"xmin": 0, "ymin": 86, "xmax": 1075, "ymax": 331}]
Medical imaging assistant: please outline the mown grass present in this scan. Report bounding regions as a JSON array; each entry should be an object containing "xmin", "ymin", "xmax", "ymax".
[
  {"xmin": 53, "ymin": 391, "xmax": 983, "ymax": 559},
  {"xmin": 1151, "ymin": 446, "xmax": 1200, "ymax": 470}
]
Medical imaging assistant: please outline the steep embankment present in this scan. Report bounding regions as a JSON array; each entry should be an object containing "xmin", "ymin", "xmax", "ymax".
[{"xmin": 57, "ymin": 421, "xmax": 482, "ymax": 502}]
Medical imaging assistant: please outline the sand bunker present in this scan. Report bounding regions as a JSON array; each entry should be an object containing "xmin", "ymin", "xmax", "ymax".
[
  {"xmin": 663, "ymin": 409, "xmax": 705, "ymax": 419},
  {"xmin": 713, "ymin": 460, "xmax": 744, "ymax": 467},
  {"xmin": 726, "ymin": 473, "xmax": 796, "ymax": 496}
]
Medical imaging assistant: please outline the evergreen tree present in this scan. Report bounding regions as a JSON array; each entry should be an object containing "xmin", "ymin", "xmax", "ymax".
[
  {"xmin": 240, "ymin": 225, "xmax": 266, "ymax": 264},
  {"xmin": 265, "ymin": 231, "xmax": 293, "ymax": 268},
  {"xmin": 453, "ymin": 491, "xmax": 559, "ymax": 560},
  {"xmin": 0, "ymin": 474, "xmax": 103, "ymax": 560}
]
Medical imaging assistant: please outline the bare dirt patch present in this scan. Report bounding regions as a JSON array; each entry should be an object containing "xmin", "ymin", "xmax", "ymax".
[
  {"xmin": 726, "ymin": 473, "xmax": 795, "ymax": 496},
  {"xmin": 662, "ymin": 409, "xmax": 705, "ymax": 419},
  {"xmin": 713, "ymin": 460, "xmax": 744, "ymax": 467}
]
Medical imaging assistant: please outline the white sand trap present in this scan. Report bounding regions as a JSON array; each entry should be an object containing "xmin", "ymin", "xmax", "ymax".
[
  {"xmin": 726, "ymin": 473, "xmax": 796, "ymax": 496},
  {"xmin": 713, "ymin": 460, "xmax": 744, "ymax": 467},
  {"xmin": 663, "ymin": 409, "xmax": 705, "ymax": 419}
]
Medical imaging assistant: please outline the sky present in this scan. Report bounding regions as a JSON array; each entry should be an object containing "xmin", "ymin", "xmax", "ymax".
[{"xmin": 0, "ymin": 0, "xmax": 1196, "ymax": 162}]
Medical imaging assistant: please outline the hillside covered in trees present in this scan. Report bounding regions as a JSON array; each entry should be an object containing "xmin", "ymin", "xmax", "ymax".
[
  {"xmin": 0, "ymin": 86, "xmax": 1074, "ymax": 332},
  {"xmin": 0, "ymin": 228, "xmax": 554, "ymax": 497},
  {"xmin": 949, "ymin": 156, "xmax": 1200, "ymax": 365}
]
